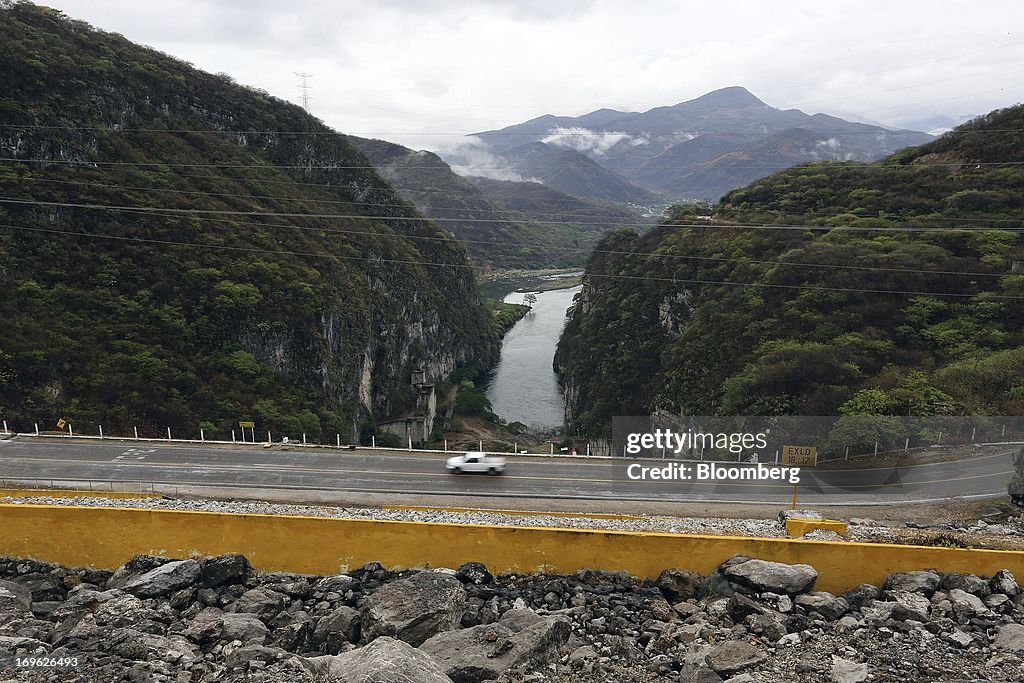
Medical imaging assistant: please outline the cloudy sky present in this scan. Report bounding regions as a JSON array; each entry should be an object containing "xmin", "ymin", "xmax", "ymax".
[{"xmin": 42, "ymin": 0, "xmax": 1024, "ymax": 150}]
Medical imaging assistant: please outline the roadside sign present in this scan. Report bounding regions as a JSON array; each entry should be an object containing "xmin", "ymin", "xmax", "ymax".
[
  {"xmin": 239, "ymin": 421, "xmax": 255, "ymax": 428},
  {"xmin": 781, "ymin": 444, "xmax": 817, "ymax": 467},
  {"xmin": 56, "ymin": 418, "xmax": 66, "ymax": 429}
]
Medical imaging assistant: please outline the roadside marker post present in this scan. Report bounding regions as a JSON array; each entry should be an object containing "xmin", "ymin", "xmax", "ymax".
[
  {"xmin": 167, "ymin": 427, "xmax": 171, "ymax": 442},
  {"xmin": 99, "ymin": 425, "xmax": 103, "ymax": 439},
  {"xmin": 336, "ymin": 434, "xmax": 341, "ymax": 447},
  {"xmin": 200, "ymin": 428, "xmax": 205, "ymax": 442},
  {"xmin": 781, "ymin": 445, "xmax": 817, "ymax": 510},
  {"xmin": 134, "ymin": 426, "xmax": 138, "ymax": 440},
  {"xmin": 34, "ymin": 423, "xmax": 39, "ymax": 436}
]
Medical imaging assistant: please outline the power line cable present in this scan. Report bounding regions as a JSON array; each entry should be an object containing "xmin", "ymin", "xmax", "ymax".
[
  {"xmin": 3, "ymin": 197, "xmax": 1023, "ymax": 234},
  {"xmin": 19, "ymin": 174, "xmax": 1023, "ymax": 231},
  {"xmin": 3, "ymin": 221, "xmax": 1019, "ymax": 300},
  {"xmin": 4, "ymin": 155, "xmax": 1024, "ymax": 172},
  {"xmin": 0, "ymin": 198, "xmax": 1017, "ymax": 280}
]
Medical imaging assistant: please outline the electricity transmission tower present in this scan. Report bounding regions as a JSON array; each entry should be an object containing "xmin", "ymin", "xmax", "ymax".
[{"xmin": 295, "ymin": 72, "xmax": 313, "ymax": 111}]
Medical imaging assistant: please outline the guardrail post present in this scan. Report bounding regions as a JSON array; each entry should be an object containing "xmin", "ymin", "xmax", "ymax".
[
  {"xmin": 167, "ymin": 427, "xmax": 171, "ymax": 442},
  {"xmin": 200, "ymin": 428, "xmax": 205, "ymax": 442},
  {"xmin": 99, "ymin": 424, "xmax": 103, "ymax": 439}
]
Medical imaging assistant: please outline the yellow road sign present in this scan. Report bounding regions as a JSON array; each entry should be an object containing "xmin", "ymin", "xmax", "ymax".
[
  {"xmin": 781, "ymin": 444, "xmax": 817, "ymax": 467},
  {"xmin": 56, "ymin": 418, "xmax": 66, "ymax": 429},
  {"xmin": 239, "ymin": 421, "xmax": 255, "ymax": 428}
]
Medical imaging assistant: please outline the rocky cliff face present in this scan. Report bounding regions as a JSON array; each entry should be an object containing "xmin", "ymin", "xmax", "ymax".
[{"xmin": 0, "ymin": 2, "xmax": 497, "ymax": 435}]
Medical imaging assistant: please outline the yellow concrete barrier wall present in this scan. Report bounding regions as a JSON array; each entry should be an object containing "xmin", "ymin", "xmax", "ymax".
[
  {"xmin": 785, "ymin": 518, "xmax": 850, "ymax": 538},
  {"xmin": 1, "ymin": 504, "xmax": 1023, "ymax": 594}
]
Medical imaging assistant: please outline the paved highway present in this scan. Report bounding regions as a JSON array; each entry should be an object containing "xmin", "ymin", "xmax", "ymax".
[{"xmin": 0, "ymin": 437, "xmax": 1014, "ymax": 506}]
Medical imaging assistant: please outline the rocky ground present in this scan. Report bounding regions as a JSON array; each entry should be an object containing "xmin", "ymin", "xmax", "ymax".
[{"xmin": 2, "ymin": 549, "xmax": 1024, "ymax": 683}]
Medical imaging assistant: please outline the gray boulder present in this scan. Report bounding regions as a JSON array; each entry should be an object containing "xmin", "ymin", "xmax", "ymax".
[
  {"xmin": 122, "ymin": 559, "xmax": 201, "ymax": 598},
  {"xmin": 455, "ymin": 562, "xmax": 493, "ymax": 586},
  {"xmin": 93, "ymin": 594, "xmax": 161, "ymax": 628},
  {"xmin": 51, "ymin": 588, "xmax": 122, "ymax": 621},
  {"xmin": 497, "ymin": 607, "xmax": 544, "ymax": 632},
  {"xmin": 0, "ymin": 580, "xmax": 32, "ymax": 611},
  {"xmin": 941, "ymin": 573, "xmax": 990, "ymax": 597},
  {"xmin": 948, "ymin": 588, "xmax": 989, "ymax": 619},
  {"xmin": 0, "ymin": 636, "xmax": 49, "ymax": 658},
  {"xmin": 883, "ymin": 571, "xmax": 940, "ymax": 595},
  {"xmin": 183, "ymin": 608, "xmax": 269, "ymax": 645},
  {"xmin": 890, "ymin": 591, "xmax": 931, "ymax": 622},
  {"xmin": 107, "ymin": 555, "xmax": 173, "ymax": 588},
  {"xmin": 705, "ymin": 640, "xmax": 765, "ymax": 676},
  {"xmin": 200, "ymin": 554, "xmax": 251, "ymax": 588},
  {"xmin": 0, "ymin": 586, "xmax": 29, "ymax": 624},
  {"xmin": 298, "ymin": 635, "xmax": 453, "ymax": 683},
  {"xmin": 228, "ymin": 587, "xmax": 289, "ymax": 622},
  {"xmin": 840, "ymin": 584, "xmax": 879, "ymax": 608},
  {"xmin": 993, "ymin": 623, "xmax": 1024, "ymax": 651},
  {"xmin": 794, "ymin": 592, "xmax": 848, "ymax": 620},
  {"xmin": 831, "ymin": 655, "xmax": 868, "ymax": 683},
  {"xmin": 721, "ymin": 558, "xmax": 817, "ymax": 595},
  {"xmin": 312, "ymin": 605, "xmax": 361, "ymax": 654},
  {"xmin": 991, "ymin": 569, "xmax": 1019, "ymax": 597},
  {"xmin": 656, "ymin": 567, "xmax": 703, "ymax": 602},
  {"xmin": 419, "ymin": 613, "xmax": 571, "ymax": 683},
  {"xmin": 362, "ymin": 571, "xmax": 466, "ymax": 646},
  {"xmin": 221, "ymin": 612, "xmax": 272, "ymax": 644}
]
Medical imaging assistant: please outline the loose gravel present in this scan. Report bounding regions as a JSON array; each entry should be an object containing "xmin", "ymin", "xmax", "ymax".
[{"xmin": 0, "ymin": 495, "xmax": 788, "ymax": 537}]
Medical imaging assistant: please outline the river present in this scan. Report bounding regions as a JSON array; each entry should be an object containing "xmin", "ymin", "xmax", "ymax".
[{"xmin": 484, "ymin": 285, "xmax": 582, "ymax": 430}]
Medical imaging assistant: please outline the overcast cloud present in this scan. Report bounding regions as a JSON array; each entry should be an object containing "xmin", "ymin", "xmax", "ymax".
[{"xmin": 40, "ymin": 0, "xmax": 1024, "ymax": 150}]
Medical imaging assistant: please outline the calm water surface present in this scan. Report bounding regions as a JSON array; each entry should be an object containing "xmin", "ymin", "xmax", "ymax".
[{"xmin": 484, "ymin": 286, "xmax": 581, "ymax": 429}]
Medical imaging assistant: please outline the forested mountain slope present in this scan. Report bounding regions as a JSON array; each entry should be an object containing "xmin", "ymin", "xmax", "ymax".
[
  {"xmin": 0, "ymin": 2, "xmax": 499, "ymax": 438},
  {"xmin": 554, "ymin": 105, "xmax": 1024, "ymax": 437}
]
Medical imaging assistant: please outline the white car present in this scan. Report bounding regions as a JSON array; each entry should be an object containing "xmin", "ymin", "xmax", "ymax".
[{"xmin": 446, "ymin": 451, "xmax": 507, "ymax": 475}]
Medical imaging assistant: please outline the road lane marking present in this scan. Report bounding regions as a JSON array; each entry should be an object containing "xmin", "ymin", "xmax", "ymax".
[{"xmin": 0, "ymin": 454, "xmax": 1011, "ymax": 495}]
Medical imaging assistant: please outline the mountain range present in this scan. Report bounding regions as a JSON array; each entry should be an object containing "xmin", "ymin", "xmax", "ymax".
[
  {"xmin": 348, "ymin": 135, "xmax": 647, "ymax": 269},
  {"xmin": 442, "ymin": 86, "xmax": 934, "ymax": 204}
]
